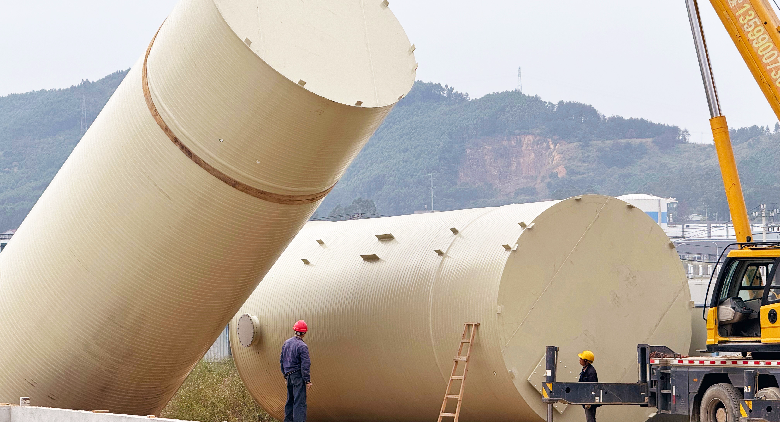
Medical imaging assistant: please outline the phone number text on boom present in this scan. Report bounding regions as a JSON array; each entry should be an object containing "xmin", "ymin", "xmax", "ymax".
[{"xmin": 729, "ymin": 0, "xmax": 780, "ymax": 87}]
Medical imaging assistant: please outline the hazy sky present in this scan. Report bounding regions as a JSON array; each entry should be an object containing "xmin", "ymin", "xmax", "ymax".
[{"xmin": 2, "ymin": 0, "xmax": 778, "ymax": 143}]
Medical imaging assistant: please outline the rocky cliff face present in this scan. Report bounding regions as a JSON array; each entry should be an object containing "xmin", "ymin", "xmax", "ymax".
[{"xmin": 459, "ymin": 135, "xmax": 569, "ymax": 197}]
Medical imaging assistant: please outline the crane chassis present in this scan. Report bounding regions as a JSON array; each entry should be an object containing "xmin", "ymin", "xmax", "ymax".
[{"xmin": 542, "ymin": 345, "xmax": 780, "ymax": 422}]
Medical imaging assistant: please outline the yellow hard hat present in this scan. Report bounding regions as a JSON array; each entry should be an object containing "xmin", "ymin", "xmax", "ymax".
[{"xmin": 578, "ymin": 350, "xmax": 595, "ymax": 363}]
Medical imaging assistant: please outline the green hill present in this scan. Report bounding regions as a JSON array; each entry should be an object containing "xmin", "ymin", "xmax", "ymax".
[
  {"xmin": 0, "ymin": 70, "xmax": 127, "ymax": 230},
  {"xmin": 1, "ymin": 72, "xmax": 778, "ymax": 231},
  {"xmin": 319, "ymin": 81, "xmax": 780, "ymax": 222},
  {"xmin": 316, "ymin": 82, "xmax": 690, "ymax": 219}
]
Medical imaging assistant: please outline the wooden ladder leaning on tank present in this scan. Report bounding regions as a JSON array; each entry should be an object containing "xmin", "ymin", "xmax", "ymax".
[{"xmin": 437, "ymin": 322, "xmax": 479, "ymax": 422}]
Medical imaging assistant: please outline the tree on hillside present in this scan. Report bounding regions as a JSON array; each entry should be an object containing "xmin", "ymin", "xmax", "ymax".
[
  {"xmin": 730, "ymin": 125, "xmax": 769, "ymax": 144},
  {"xmin": 326, "ymin": 198, "xmax": 377, "ymax": 221},
  {"xmin": 396, "ymin": 81, "xmax": 469, "ymax": 107},
  {"xmin": 652, "ymin": 128, "xmax": 689, "ymax": 149},
  {"xmin": 597, "ymin": 141, "xmax": 648, "ymax": 168}
]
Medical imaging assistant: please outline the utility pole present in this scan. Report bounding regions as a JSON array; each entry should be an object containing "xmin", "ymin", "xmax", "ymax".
[
  {"xmin": 763, "ymin": 204, "xmax": 768, "ymax": 242},
  {"xmin": 428, "ymin": 173, "xmax": 434, "ymax": 212}
]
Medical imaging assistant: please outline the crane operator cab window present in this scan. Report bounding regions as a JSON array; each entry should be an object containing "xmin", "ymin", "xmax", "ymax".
[{"xmin": 716, "ymin": 258, "xmax": 775, "ymax": 338}]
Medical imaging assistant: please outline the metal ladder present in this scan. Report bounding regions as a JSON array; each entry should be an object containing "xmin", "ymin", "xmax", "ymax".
[{"xmin": 437, "ymin": 322, "xmax": 479, "ymax": 422}]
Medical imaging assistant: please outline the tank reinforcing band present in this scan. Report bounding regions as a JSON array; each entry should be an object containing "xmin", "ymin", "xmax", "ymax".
[{"xmin": 142, "ymin": 22, "xmax": 335, "ymax": 205}]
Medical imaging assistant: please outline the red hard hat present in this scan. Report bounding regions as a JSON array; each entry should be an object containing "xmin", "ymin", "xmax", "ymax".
[{"xmin": 293, "ymin": 320, "xmax": 308, "ymax": 333}]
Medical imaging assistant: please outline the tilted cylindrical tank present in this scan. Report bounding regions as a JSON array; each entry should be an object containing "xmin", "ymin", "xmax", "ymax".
[
  {"xmin": 231, "ymin": 195, "xmax": 691, "ymax": 422},
  {"xmin": 0, "ymin": 0, "xmax": 414, "ymax": 414}
]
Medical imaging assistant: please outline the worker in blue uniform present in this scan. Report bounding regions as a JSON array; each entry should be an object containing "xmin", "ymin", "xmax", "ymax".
[
  {"xmin": 280, "ymin": 320, "xmax": 312, "ymax": 422},
  {"xmin": 578, "ymin": 350, "xmax": 598, "ymax": 422}
]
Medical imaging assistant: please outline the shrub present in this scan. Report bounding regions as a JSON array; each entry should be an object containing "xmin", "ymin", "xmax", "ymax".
[{"xmin": 160, "ymin": 359, "xmax": 276, "ymax": 422}]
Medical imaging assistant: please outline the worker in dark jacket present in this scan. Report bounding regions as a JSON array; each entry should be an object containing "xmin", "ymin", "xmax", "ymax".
[
  {"xmin": 280, "ymin": 320, "xmax": 311, "ymax": 422},
  {"xmin": 578, "ymin": 350, "xmax": 598, "ymax": 422}
]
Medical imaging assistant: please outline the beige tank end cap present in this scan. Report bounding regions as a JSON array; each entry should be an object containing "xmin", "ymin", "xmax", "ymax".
[{"xmin": 238, "ymin": 314, "xmax": 261, "ymax": 347}]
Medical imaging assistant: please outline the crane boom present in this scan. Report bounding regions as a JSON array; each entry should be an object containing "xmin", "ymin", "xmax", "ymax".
[
  {"xmin": 686, "ymin": 0, "xmax": 754, "ymax": 242},
  {"xmin": 710, "ymin": 0, "xmax": 780, "ymax": 120}
]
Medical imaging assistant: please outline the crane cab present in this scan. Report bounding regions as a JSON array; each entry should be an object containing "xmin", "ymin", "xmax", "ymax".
[{"xmin": 706, "ymin": 245, "xmax": 780, "ymax": 355}]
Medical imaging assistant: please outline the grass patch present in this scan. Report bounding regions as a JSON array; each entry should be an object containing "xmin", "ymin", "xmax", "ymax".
[{"xmin": 160, "ymin": 358, "xmax": 277, "ymax": 422}]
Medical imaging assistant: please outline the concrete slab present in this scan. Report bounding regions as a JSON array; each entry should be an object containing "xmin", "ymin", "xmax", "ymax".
[{"xmin": 0, "ymin": 405, "xmax": 196, "ymax": 422}]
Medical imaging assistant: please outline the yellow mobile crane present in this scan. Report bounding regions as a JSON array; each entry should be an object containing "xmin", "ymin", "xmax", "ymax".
[
  {"xmin": 540, "ymin": 2, "xmax": 780, "ymax": 421},
  {"xmin": 687, "ymin": 0, "xmax": 780, "ymax": 355}
]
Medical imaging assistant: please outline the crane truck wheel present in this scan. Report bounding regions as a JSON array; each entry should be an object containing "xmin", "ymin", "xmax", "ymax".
[{"xmin": 700, "ymin": 383, "xmax": 743, "ymax": 422}]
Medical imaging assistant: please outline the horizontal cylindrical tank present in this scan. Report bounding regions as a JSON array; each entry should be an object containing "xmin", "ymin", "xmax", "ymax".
[
  {"xmin": 231, "ymin": 195, "xmax": 691, "ymax": 422},
  {"xmin": 0, "ymin": 0, "xmax": 414, "ymax": 414}
]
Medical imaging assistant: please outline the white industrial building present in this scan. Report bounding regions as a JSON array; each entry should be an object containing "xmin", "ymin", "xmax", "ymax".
[
  {"xmin": 0, "ymin": 230, "xmax": 14, "ymax": 253},
  {"xmin": 617, "ymin": 193, "xmax": 675, "ymax": 229},
  {"xmin": 203, "ymin": 325, "xmax": 231, "ymax": 361}
]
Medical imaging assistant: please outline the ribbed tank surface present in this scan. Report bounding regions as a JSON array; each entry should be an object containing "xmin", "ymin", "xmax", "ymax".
[
  {"xmin": 0, "ymin": 0, "xmax": 415, "ymax": 415},
  {"xmin": 231, "ymin": 195, "xmax": 691, "ymax": 422}
]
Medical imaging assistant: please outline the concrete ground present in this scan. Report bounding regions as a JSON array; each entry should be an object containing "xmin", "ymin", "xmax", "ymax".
[{"xmin": 0, "ymin": 406, "xmax": 196, "ymax": 422}]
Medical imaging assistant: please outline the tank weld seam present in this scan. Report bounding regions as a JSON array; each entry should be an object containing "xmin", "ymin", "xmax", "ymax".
[
  {"xmin": 359, "ymin": 0, "xmax": 380, "ymax": 105},
  {"xmin": 141, "ymin": 22, "xmax": 334, "ymax": 205},
  {"xmin": 646, "ymin": 282, "xmax": 688, "ymax": 341},
  {"xmin": 614, "ymin": 284, "xmax": 687, "ymax": 382},
  {"xmin": 427, "ymin": 207, "xmax": 496, "ymax": 378},
  {"xmin": 501, "ymin": 199, "xmax": 610, "ymax": 351}
]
